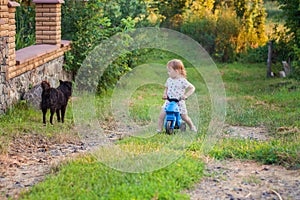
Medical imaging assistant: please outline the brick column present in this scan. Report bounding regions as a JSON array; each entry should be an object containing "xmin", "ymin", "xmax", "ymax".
[
  {"xmin": 33, "ymin": 0, "xmax": 64, "ymax": 46},
  {"xmin": 0, "ymin": 0, "xmax": 9, "ymax": 38},
  {"xmin": 7, "ymin": 1, "xmax": 19, "ymax": 71}
]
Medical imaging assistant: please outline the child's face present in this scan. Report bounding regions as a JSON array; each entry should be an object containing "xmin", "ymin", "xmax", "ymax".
[{"xmin": 167, "ymin": 66, "xmax": 179, "ymax": 79}]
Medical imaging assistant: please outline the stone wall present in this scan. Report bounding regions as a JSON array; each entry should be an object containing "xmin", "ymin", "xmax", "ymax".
[{"xmin": 0, "ymin": 36, "xmax": 9, "ymax": 114}]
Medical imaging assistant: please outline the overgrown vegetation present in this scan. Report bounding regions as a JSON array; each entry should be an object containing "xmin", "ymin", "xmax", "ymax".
[{"xmin": 1, "ymin": 60, "xmax": 299, "ymax": 198}]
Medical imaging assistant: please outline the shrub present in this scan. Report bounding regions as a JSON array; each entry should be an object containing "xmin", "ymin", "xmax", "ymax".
[
  {"xmin": 62, "ymin": 0, "xmax": 149, "ymax": 92},
  {"xmin": 214, "ymin": 7, "xmax": 239, "ymax": 62},
  {"xmin": 15, "ymin": 0, "xmax": 35, "ymax": 49},
  {"xmin": 276, "ymin": 0, "xmax": 300, "ymax": 79},
  {"xmin": 180, "ymin": 0, "xmax": 268, "ymax": 62},
  {"xmin": 180, "ymin": 16, "xmax": 216, "ymax": 55}
]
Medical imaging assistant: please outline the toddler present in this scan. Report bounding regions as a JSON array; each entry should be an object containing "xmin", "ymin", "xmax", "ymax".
[{"xmin": 157, "ymin": 59, "xmax": 197, "ymax": 132}]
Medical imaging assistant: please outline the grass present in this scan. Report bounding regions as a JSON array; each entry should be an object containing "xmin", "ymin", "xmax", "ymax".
[
  {"xmin": 1, "ymin": 57, "xmax": 299, "ymax": 199},
  {"xmin": 0, "ymin": 100, "xmax": 75, "ymax": 153},
  {"xmin": 207, "ymin": 63, "xmax": 300, "ymax": 169},
  {"xmin": 208, "ymin": 137, "xmax": 300, "ymax": 169},
  {"xmin": 219, "ymin": 63, "xmax": 300, "ymax": 128},
  {"xmin": 20, "ymin": 153, "xmax": 204, "ymax": 200}
]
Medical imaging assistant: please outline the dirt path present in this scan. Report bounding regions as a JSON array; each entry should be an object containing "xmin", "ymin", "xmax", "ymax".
[
  {"xmin": 186, "ymin": 125, "xmax": 300, "ymax": 200},
  {"xmin": 186, "ymin": 158, "xmax": 300, "ymax": 200},
  {"xmin": 1, "ymin": 125, "xmax": 299, "ymax": 199},
  {"xmin": 0, "ymin": 132, "xmax": 117, "ymax": 199}
]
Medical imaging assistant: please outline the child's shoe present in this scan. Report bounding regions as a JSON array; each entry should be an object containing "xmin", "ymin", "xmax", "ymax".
[{"xmin": 191, "ymin": 126, "xmax": 197, "ymax": 132}]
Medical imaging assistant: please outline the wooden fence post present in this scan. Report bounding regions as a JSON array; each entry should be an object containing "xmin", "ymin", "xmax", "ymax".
[{"xmin": 266, "ymin": 40, "xmax": 273, "ymax": 78}]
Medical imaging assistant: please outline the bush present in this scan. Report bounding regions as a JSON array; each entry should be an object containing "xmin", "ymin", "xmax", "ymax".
[
  {"xmin": 180, "ymin": 1, "xmax": 268, "ymax": 63},
  {"xmin": 290, "ymin": 60, "xmax": 300, "ymax": 80},
  {"xmin": 15, "ymin": 1, "xmax": 35, "ymax": 49},
  {"xmin": 237, "ymin": 45, "xmax": 268, "ymax": 63},
  {"xmin": 214, "ymin": 7, "xmax": 239, "ymax": 62},
  {"xmin": 180, "ymin": 16, "xmax": 216, "ymax": 55},
  {"xmin": 62, "ymin": 0, "xmax": 149, "ymax": 93}
]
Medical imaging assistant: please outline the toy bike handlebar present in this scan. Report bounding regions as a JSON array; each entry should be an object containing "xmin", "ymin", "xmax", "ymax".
[{"xmin": 162, "ymin": 96, "xmax": 186, "ymax": 102}]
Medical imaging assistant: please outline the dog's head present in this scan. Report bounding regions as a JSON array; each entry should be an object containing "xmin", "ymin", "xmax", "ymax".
[
  {"xmin": 58, "ymin": 80, "xmax": 72, "ymax": 97},
  {"xmin": 41, "ymin": 81, "xmax": 50, "ymax": 91}
]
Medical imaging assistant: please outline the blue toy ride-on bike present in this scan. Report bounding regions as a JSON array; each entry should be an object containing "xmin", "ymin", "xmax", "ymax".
[{"xmin": 164, "ymin": 97, "xmax": 186, "ymax": 134}]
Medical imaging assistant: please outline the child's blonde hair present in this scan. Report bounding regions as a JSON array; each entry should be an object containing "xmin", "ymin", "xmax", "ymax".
[{"xmin": 167, "ymin": 59, "xmax": 187, "ymax": 78}]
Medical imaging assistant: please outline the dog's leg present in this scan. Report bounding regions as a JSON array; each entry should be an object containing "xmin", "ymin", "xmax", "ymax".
[
  {"xmin": 50, "ymin": 108, "xmax": 55, "ymax": 125},
  {"xmin": 61, "ymin": 106, "xmax": 67, "ymax": 123},
  {"xmin": 56, "ymin": 109, "xmax": 61, "ymax": 122},
  {"xmin": 42, "ymin": 109, "xmax": 47, "ymax": 124}
]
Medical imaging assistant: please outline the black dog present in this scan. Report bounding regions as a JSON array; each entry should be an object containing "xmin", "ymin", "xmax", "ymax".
[{"xmin": 41, "ymin": 80, "xmax": 72, "ymax": 125}]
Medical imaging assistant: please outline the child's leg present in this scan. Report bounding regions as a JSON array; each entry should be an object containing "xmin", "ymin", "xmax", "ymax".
[
  {"xmin": 157, "ymin": 108, "xmax": 166, "ymax": 132},
  {"xmin": 181, "ymin": 114, "xmax": 197, "ymax": 131}
]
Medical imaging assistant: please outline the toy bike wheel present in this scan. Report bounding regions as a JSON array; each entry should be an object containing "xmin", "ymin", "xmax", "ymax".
[
  {"xmin": 166, "ymin": 121, "xmax": 173, "ymax": 135},
  {"xmin": 180, "ymin": 122, "xmax": 186, "ymax": 132}
]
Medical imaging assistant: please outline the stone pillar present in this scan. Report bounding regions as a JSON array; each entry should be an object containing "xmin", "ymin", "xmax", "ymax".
[
  {"xmin": 33, "ymin": 0, "xmax": 64, "ymax": 46},
  {"xmin": 0, "ymin": 0, "xmax": 9, "ymax": 112}
]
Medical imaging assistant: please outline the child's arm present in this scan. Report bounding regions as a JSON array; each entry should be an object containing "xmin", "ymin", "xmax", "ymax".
[
  {"xmin": 183, "ymin": 84, "xmax": 195, "ymax": 99},
  {"xmin": 163, "ymin": 87, "xmax": 168, "ymax": 99}
]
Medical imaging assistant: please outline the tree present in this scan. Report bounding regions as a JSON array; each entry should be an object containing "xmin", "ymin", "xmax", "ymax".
[
  {"xmin": 277, "ymin": 0, "xmax": 300, "ymax": 47},
  {"xmin": 181, "ymin": 0, "xmax": 267, "ymax": 62},
  {"xmin": 277, "ymin": 0, "xmax": 300, "ymax": 78}
]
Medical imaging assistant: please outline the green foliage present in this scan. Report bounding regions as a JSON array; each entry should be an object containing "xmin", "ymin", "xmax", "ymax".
[
  {"xmin": 102, "ymin": 0, "xmax": 149, "ymax": 27},
  {"xmin": 180, "ymin": 15, "xmax": 216, "ymax": 55},
  {"xmin": 62, "ymin": 0, "xmax": 150, "ymax": 92},
  {"xmin": 234, "ymin": 0, "xmax": 268, "ymax": 52},
  {"xmin": 237, "ymin": 45, "xmax": 268, "ymax": 63},
  {"xmin": 184, "ymin": 0, "xmax": 215, "ymax": 19},
  {"xmin": 276, "ymin": 0, "xmax": 300, "ymax": 79},
  {"xmin": 264, "ymin": 0, "xmax": 282, "ymax": 20},
  {"xmin": 290, "ymin": 60, "xmax": 300, "ymax": 80},
  {"xmin": 239, "ymin": 24, "xmax": 291, "ymax": 64},
  {"xmin": 214, "ymin": 7, "xmax": 239, "ymax": 62},
  {"xmin": 15, "ymin": 0, "xmax": 35, "ymax": 49},
  {"xmin": 277, "ymin": 0, "xmax": 300, "ymax": 44},
  {"xmin": 180, "ymin": 0, "xmax": 268, "ymax": 62},
  {"xmin": 248, "ymin": 0, "xmax": 300, "ymax": 80},
  {"xmin": 62, "ymin": 0, "xmax": 113, "ymax": 72},
  {"xmin": 152, "ymin": 0, "xmax": 188, "ymax": 28}
]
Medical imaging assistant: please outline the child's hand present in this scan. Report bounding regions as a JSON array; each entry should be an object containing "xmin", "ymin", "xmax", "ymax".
[
  {"xmin": 162, "ymin": 95, "xmax": 168, "ymax": 100},
  {"xmin": 180, "ymin": 95, "xmax": 187, "ymax": 101}
]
